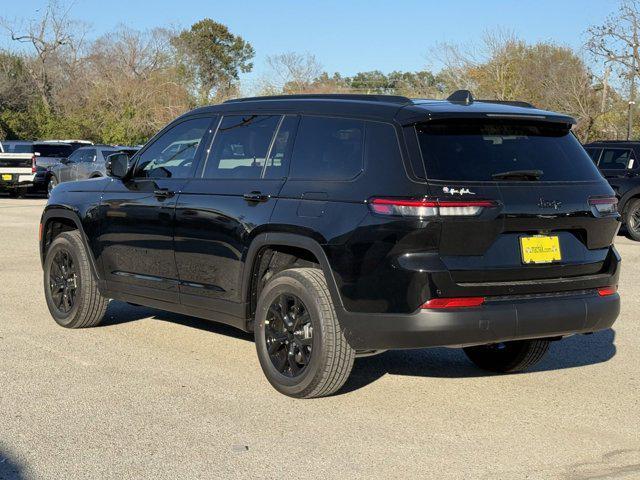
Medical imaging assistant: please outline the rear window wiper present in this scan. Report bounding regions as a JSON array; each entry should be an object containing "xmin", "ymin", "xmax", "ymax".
[{"xmin": 491, "ymin": 169, "xmax": 543, "ymax": 181}]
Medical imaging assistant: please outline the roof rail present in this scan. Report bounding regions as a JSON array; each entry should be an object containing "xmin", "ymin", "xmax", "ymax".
[{"xmin": 223, "ymin": 93, "xmax": 412, "ymax": 104}]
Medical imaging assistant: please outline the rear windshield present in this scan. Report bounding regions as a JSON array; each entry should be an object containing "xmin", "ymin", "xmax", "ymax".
[
  {"xmin": 3, "ymin": 142, "xmax": 34, "ymax": 153},
  {"xmin": 416, "ymin": 120, "xmax": 602, "ymax": 182},
  {"xmin": 33, "ymin": 144, "xmax": 74, "ymax": 158}
]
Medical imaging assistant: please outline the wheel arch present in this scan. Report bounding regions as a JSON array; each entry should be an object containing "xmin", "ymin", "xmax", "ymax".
[
  {"xmin": 242, "ymin": 233, "xmax": 343, "ymax": 326},
  {"xmin": 618, "ymin": 187, "xmax": 640, "ymax": 214},
  {"xmin": 40, "ymin": 208, "xmax": 101, "ymax": 283}
]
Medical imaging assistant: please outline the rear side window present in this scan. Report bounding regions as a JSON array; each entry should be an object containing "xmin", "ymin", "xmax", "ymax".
[
  {"xmin": 289, "ymin": 116, "xmax": 364, "ymax": 180},
  {"xmin": 203, "ymin": 115, "xmax": 281, "ymax": 179},
  {"xmin": 584, "ymin": 148, "xmax": 602, "ymax": 164},
  {"xmin": 599, "ymin": 149, "xmax": 634, "ymax": 170},
  {"xmin": 417, "ymin": 120, "xmax": 602, "ymax": 182}
]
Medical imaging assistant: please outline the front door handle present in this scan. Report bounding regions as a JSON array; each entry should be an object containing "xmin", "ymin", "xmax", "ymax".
[
  {"xmin": 154, "ymin": 188, "xmax": 175, "ymax": 199},
  {"xmin": 243, "ymin": 191, "xmax": 269, "ymax": 202}
]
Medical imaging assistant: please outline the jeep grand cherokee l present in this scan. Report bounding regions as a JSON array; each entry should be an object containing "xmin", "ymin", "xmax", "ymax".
[{"xmin": 40, "ymin": 92, "xmax": 621, "ymax": 398}]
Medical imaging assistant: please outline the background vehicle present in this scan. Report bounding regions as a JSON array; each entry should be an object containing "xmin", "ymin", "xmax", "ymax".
[
  {"xmin": 41, "ymin": 92, "xmax": 621, "ymax": 398},
  {"xmin": 584, "ymin": 140, "xmax": 640, "ymax": 240},
  {"xmin": 47, "ymin": 145, "xmax": 138, "ymax": 194},
  {"xmin": 0, "ymin": 144, "xmax": 35, "ymax": 197}
]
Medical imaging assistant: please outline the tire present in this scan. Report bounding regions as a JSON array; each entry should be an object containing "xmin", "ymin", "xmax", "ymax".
[
  {"xmin": 47, "ymin": 176, "xmax": 58, "ymax": 198},
  {"xmin": 463, "ymin": 339, "xmax": 550, "ymax": 373},
  {"xmin": 254, "ymin": 268, "xmax": 355, "ymax": 398},
  {"xmin": 43, "ymin": 230, "xmax": 109, "ymax": 328},
  {"xmin": 624, "ymin": 198, "xmax": 640, "ymax": 241}
]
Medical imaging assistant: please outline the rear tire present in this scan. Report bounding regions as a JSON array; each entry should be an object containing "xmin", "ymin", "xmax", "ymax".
[
  {"xmin": 47, "ymin": 176, "xmax": 58, "ymax": 198},
  {"xmin": 463, "ymin": 339, "xmax": 550, "ymax": 373},
  {"xmin": 624, "ymin": 198, "xmax": 640, "ymax": 241},
  {"xmin": 254, "ymin": 268, "xmax": 355, "ymax": 398},
  {"xmin": 43, "ymin": 230, "xmax": 109, "ymax": 328}
]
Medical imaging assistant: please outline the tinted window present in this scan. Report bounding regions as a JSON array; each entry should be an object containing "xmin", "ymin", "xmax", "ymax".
[
  {"xmin": 79, "ymin": 149, "xmax": 96, "ymax": 162},
  {"xmin": 203, "ymin": 115, "xmax": 281, "ymax": 179},
  {"xmin": 3, "ymin": 142, "xmax": 34, "ymax": 153},
  {"xmin": 585, "ymin": 148, "xmax": 602, "ymax": 163},
  {"xmin": 264, "ymin": 115, "xmax": 298, "ymax": 179},
  {"xmin": 66, "ymin": 149, "xmax": 84, "ymax": 163},
  {"xmin": 416, "ymin": 120, "xmax": 602, "ymax": 182},
  {"xmin": 290, "ymin": 116, "xmax": 364, "ymax": 180},
  {"xmin": 134, "ymin": 117, "xmax": 211, "ymax": 179},
  {"xmin": 599, "ymin": 149, "xmax": 634, "ymax": 170},
  {"xmin": 34, "ymin": 144, "xmax": 74, "ymax": 158}
]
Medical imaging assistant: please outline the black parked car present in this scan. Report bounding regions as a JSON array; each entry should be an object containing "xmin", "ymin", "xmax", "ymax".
[
  {"xmin": 583, "ymin": 140, "xmax": 640, "ymax": 240},
  {"xmin": 40, "ymin": 92, "xmax": 621, "ymax": 398}
]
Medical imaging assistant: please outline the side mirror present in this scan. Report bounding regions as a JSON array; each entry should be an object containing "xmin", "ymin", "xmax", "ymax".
[
  {"xmin": 60, "ymin": 158, "xmax": 70, "ymax": 165},
  {"xmin": 106, "ymin": 153, "xmax": 130, "ymax": 178}
]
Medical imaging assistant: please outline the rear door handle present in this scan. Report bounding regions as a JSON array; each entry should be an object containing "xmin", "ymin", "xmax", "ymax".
[
  {"xmin": 243, "ymin": 191, "xmax": 269, "ymax": 202},
  {"xmin": 154, "ymin": 188, "xmax": 175, "ymax": 199}
]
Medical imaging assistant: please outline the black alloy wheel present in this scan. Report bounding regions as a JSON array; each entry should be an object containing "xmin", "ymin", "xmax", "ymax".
[
  {"xmin": 265, "ymin": 293, "xmax": 313, "ymax": 378},
  {"xmin": 48, "ymin": 249, "xmax": 78, "ymax": 314}
]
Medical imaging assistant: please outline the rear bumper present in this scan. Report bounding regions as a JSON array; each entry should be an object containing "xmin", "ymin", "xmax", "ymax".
[
  {"xmin": 0, "ymin": 173, "xmax": 36, "ymax": 190},
  {"xmin": 338, "ymin": 291, "xmax": 620, "ymax": 350}
]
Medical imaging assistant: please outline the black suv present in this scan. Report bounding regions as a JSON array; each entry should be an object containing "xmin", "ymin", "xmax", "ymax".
[
  {"xmin": 40, "ymin": 92, "xmax": 621, "ymax": 398},
  {"xmin": 584, "ymin": 141, "xmax": 640, "ymax": 240}
]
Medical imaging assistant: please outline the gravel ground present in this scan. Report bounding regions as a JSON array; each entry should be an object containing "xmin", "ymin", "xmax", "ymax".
[{"xmin": 0, "ymin": 197, "xmax": 638, "ymax": 480}]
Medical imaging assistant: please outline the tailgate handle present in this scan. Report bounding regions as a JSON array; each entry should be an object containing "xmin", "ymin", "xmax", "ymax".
[{"xmin": 243, "ymin": 191, "xmax": 269, "ymax": 202}]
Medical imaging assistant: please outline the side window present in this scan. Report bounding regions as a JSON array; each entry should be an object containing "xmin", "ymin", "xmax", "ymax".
[
  {"xmin": 264, "ymin": 115, "xmax": 298, "ymax": 179},
  {"xmin": 289, "ymin": 116, "xmax": 364, "ymax": 180},
  {"xmin": 599, "ymin": 149, "xmax": 633, "ymax": 170},
  {"xmin": 66, "ymin": 149, "xmax": 84, "ymax": 163},
  {"xmin": 81, "ymin": 149, "xmax": 97, "ymax": 162},
  {"xmin": 585, "ymin": 148, "xmax": 602, "ymax": 164},
  {"xmin": 203, "ymin": 115, "xmax": 281, "ymax": 179},
  {"xmin": 133, "ymin": 117, "xmax": 211, "ymax": 179}
]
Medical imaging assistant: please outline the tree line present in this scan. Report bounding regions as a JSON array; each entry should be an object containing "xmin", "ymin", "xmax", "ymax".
[{"xmin": 1, "ymin": 0, "xmax": 640, "ymax": 145}]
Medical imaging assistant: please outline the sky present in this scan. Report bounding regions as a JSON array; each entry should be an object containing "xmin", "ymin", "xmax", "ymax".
[{"xmin": 0, "ymin": 0, "xmax": 622, "ymax": 92}]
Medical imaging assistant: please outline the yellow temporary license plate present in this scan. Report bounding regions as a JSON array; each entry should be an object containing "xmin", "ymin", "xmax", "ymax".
[
  {"xmin": 1, "ymin": 174, "xmax": 11, "ymax": 181},
  {"xmin": 520, "ymin": 235, "xmax": 561, "ymax": 264}
]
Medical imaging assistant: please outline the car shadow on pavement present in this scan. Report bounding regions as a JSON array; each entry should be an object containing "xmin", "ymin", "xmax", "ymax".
[
  {"xmin": 340, "ymin": 329, "xmax": 616, "ymax": 394},
  {"xmin": 0, "ymin": 449, "xmax": 25, "ymax": 480},
  {"xmin": 101, "ymin": 300, "xmax": 253, "ymax": 342},
  {"xmin": 100, "ymin": 301, "xmax": 616, "ymax": 394}
]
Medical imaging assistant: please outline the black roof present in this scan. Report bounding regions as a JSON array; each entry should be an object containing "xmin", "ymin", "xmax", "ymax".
[{"xmin": 185, "ymin": 92, "xmax": 575, "ymax": 126}]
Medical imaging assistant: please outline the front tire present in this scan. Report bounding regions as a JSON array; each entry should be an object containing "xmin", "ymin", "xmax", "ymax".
[
  {"xmin": 463, "ymin": 339, "xmax": 550, "ymax": 373},
  {"xmin": 254, "ymin": 268, "xmax": 355, "ymax": 398},
  {"xmin": 624, "ymin": 198, "xmax": 640, "ymax": 241},
  {"xmin": 43, "ymin": 230, "xmax": 109, "ymax": 328}
]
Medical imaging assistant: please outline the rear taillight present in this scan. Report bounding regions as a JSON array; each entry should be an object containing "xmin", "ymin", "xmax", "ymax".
[
  {"xmin": 589, "ymin": 196, "xmax": 617, "ymax": 215},
  {"xmin": 369, "ymin": 198, "xmax": 497, "ymax": 217},
  {"xmin": 597, "ymin": 286, "xmax": 617, "ymax": 297},
  {"xmin": 31, "ymin": 155, "xmax": 37, "ymax": 174},
  {"xmin": 421, "ymin": 297, "xmax": 485, "ymax": 309}
]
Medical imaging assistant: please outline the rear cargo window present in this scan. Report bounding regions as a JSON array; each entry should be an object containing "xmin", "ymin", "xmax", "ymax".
[
  {"xmin": 416, "ymin": 120, "xmax": 602, "ymax": 182},
  {"xmin": 34, "ymin": 144, "xmax": 74, "ymax": 158}
]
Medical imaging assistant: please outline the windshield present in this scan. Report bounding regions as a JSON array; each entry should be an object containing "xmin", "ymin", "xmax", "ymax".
[
  {"xmin": 416, "ymin": 120, "xmax": 602, "ymax": 182},
  {"xmin": 34, "ymin": 144, "xmax": 74, "ymax": 158}
]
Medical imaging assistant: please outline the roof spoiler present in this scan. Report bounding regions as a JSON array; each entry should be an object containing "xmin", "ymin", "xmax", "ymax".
[{"xmin": 447, "ymin": 89, "xmax": 535, "ymax": 109}]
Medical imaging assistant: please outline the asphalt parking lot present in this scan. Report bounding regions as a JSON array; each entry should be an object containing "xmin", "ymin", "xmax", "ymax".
[{"xmin": 0, "ymin": 197, "xmax": 639, "ymax": 480}]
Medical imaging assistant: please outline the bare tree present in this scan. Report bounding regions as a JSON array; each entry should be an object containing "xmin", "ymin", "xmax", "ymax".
[
  {"xmin": 263, "ymin": 52, "xmax": 323, "ymax": 93},
  {"xmin": 0, "ymin": 0, "xmax": 85, "ymax": 112},
  {"xmin": 587, "ymin": 0, "xmax": 640, "ymax": 139}
]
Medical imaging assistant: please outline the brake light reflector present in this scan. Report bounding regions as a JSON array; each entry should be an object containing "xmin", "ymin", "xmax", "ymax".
[
  {"xmin": 597, "ymin": 286, "xmax": 617, "ymax": 297},
  {"xmin": 369, "ymin": 198, "xmax": 497, "ymax": 217},
  {"xmin": 589, "ymin": 196, "xmax": 617, "ymax": 214},
  {"xmin": 31, "ymin": 155, "xmax": 37, "ymax": 174},
  {"xmin": 422, "ymin": 297, "xmax": 485, "ymax": 309}
]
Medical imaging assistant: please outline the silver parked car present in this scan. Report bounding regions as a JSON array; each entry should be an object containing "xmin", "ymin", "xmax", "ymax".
[{"xmin": 47, "ymin": 145, "xmax": 138, "ymax": 194}]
